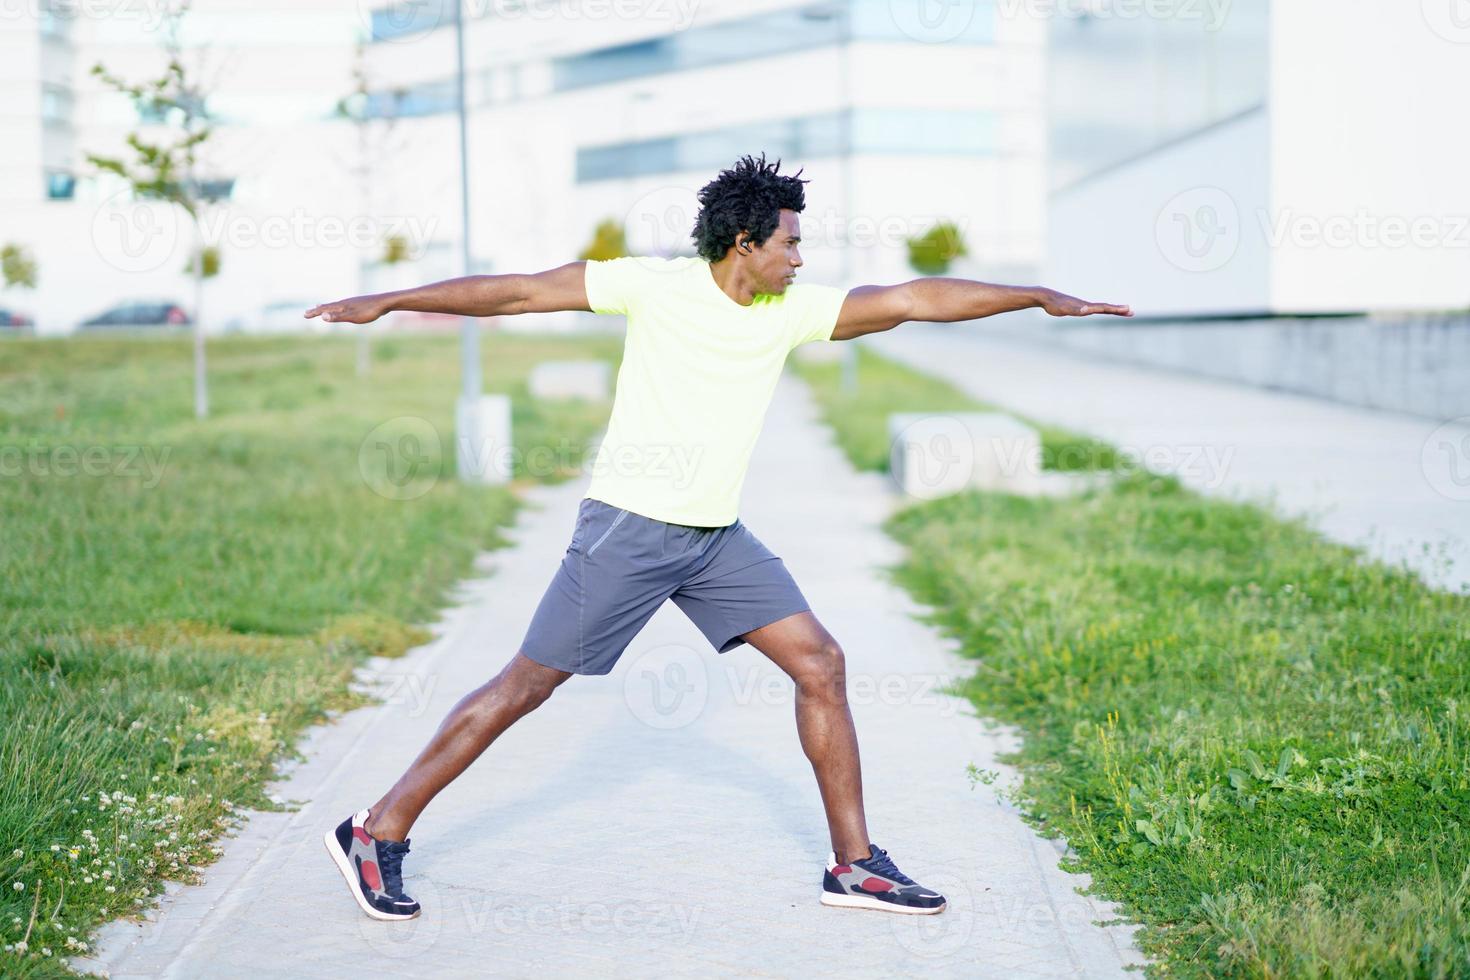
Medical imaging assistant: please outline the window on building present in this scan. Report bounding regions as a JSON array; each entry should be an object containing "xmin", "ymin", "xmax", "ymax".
[
  {"xmin": 39, "ymin": 0, "xmax": 73, "ymax": 40},
  {"xmin": 40, "ymin": 84, "xmax": 73, "ymax": 124},
  {"xmin": 576, "ymin": 108, "xmax": 994, "ymax": 182},
  {"xmin": 46, "ymin": 171, "xmax": 76, "ymax": 200}
]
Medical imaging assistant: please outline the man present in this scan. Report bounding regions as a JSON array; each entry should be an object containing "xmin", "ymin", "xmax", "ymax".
[{"xmin": 307, "ymin": 152, "xmax": 1130, "ymax": 923}]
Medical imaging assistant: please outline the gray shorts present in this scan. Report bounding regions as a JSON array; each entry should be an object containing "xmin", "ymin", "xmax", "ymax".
[{"xmin": 519, "ymin": 497, "xmax": 812, "ymax": 675}]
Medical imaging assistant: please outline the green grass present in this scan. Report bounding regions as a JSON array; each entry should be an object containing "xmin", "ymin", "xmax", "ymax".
[
  {"xmin": 0, "ymin": 330, "xmax": 620, "ymax": 974},
  {"xmin": 792, "ymin": 346, "xmax": 1470, "ymax": 978}
]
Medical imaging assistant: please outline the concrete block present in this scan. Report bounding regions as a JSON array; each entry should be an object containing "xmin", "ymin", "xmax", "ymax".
[
  {"xmin": 887, "ymin": 411, "xmax": 1043, "ymax": 499},
  {"xmin": 528, "ymin": 359, "xmax": 611, "ymax": 400}
]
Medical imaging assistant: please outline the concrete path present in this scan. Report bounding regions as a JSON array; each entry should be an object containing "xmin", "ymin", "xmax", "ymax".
[
  {"xmin": 869, "ymin": 325, "xmax": 1470, "ymax": 594},
  {"xmin": 77, "ymin": 372, "xmax": 1149, "ymax": 978}
]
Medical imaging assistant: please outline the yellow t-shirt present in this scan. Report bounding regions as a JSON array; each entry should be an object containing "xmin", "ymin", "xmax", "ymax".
[{"xmin": 582, "ymin": 254, "xmax": 847, "ymax": 527}]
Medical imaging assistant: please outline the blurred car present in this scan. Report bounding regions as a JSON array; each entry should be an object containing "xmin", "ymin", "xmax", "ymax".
[
  {"xmin": 0, "ymin": 308, "xmax": 34, "ymax": 330},
  {"xmin": 80, "ymin": 301, "xmax": 191, "ymax": 329}
]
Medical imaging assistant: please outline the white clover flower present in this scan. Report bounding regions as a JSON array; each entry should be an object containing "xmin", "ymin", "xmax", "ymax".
[
  {"xmin": 14, "ymin": 940, "xmax": 28, "ymax": 953},
  {"xmin": 10, "ymin": 849, "xmax": 21, "ymax": 858},
  {"xmin": 12, "ymin": 881, "xmax": 23, "ymax": 891},
  {"xmin": 50, "ymin": 844, "xmax": 60, "ymax": 852}
]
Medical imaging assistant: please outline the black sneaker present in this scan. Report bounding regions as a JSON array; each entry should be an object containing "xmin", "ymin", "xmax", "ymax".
[
  {"xmin": 821, "ymin": 844, "xmax": 946, "ymax": 914},
  {"xmin": 323, "ymin": 808, "xmax": 422, "ymax": 920}
]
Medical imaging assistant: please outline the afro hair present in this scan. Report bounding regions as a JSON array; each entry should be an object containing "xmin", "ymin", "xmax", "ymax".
[{"xmin": 690, "ymin": 152, "xmax": 810, "ymax": 262}]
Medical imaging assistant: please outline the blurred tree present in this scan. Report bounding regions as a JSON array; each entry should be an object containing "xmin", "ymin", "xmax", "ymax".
[
  {"xmin": 382, "ymin": 234, "xmax": 410, "ymax": 265},
  {"xmin": 578, "ymin": 219, "xmax": 628, "ymax": 261},
  {"xmin": 184, "ymin": 244, "xmax": 221, "ymax": 279},
  {"xmin": 906, "ymin": 221, "xmax": 969, "ymax": 276},
  {"xmin": 1, "ymin": 244, "xmax": 38, "ymax": 290},
  {"xmin": 86, "ymin": 0, "xmax": 224, "ymax": 419}
]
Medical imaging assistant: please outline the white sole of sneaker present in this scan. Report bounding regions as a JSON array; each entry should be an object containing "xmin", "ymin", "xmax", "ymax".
[
  {"xmin": 820, "ymin": 890, "xmax": 946, "ymax": 915},
  {"xmin": 322, "ymin": 828, "xmax": 421, "ymax": 921}
]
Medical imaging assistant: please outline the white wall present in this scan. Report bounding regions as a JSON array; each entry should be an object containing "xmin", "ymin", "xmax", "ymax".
[
  {"xmin": 1269, "ymin": 1, "xmax": 1470, "ymax": 313},
  {"xmin": 1045, "ymin": 107, "xmax": 1272, "ymax": 316}
]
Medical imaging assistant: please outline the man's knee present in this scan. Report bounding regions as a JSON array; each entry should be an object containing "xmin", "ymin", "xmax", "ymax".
[
  {"xmin": 795, "ymin": 640, "xmax": 847, "ymax": 702},
  {"xmin": 499, "ymin": 652, "xmax": 569, "ymax": 712}
]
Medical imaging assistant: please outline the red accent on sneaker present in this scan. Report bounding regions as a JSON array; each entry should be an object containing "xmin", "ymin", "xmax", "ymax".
[
  {"xmin": 859, "ymin": 877, "xmax": 893, "ymax": 892},
  {"xmin": 361, "ymin": 859, "xmax": 382, "ymax": 890},
  {"xmin": 833, "ymin": 865, "xmax": 852, "ymax": 875},
  {"xmin": 353, "ymin": 827, "xmax": 374, "ymax": 846}
]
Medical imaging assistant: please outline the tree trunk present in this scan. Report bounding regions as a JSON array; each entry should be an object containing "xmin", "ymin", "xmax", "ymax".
[{"xmin": 193, "ymin": 216, "xmax": 207, "ymax": 419}]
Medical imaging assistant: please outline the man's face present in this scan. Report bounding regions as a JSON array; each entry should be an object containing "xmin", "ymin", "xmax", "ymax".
[{"xmin": 741, "ymin": 209, "xmax": 804, "ymax": 295}]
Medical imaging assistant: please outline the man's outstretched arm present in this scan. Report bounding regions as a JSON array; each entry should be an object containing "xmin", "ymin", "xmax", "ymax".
[
  {"xmin": 304, "ymin": 261, "xmax": 592, "ymax": 323},
  {"xmin": 828, "ymin": 278, "xmax": 1132, "ymax": 342}
]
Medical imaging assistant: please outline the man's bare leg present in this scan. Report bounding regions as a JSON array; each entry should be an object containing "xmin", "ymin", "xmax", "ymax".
[
  {"xmin": 739, "ymin": 610, "xmax": 871, "ymax": 864},
  {"xmin": 362, "ymin": 651, "xmax": 573, "ymax": 841}
]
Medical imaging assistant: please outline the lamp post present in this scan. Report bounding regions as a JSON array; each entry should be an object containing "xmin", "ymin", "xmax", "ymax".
[
  {"xmin": 451, "ymin": 0, "xmax": 512, "ymax": 485},
  {"xmin": 838, "ymin": 1, "xmax": 857, "ymax": 395}
]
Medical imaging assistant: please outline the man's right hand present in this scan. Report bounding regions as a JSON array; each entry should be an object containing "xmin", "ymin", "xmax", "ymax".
[{"xmin": 304, "ymin": 294, "xmax": 390, "ymax": 324}]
